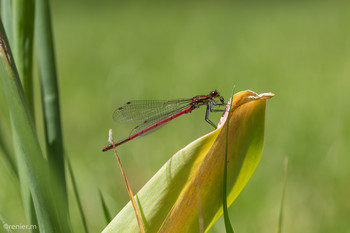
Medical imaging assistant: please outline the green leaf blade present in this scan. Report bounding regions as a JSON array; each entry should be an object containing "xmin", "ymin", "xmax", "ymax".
[
  {"xmin": 223, "ymin": 91, "xmax": 235, "ymax": 233},
  {"xmin": 35, "ymin": 0, "xmax": 65, "ymax": 191},
  {"xmin": 1, "ymin": 0, "xmax": 13, "ymax": 47},
  {"xmin": 13, "ymin": 0, "xmax": 35, "ymax": 117},
  {"xmin": 99, "ymin": 190, "xmax": 112, "ymax": 225},
  {"xmin": 12, "ymin": 2, "xmax": 37, "ymax": 231}
]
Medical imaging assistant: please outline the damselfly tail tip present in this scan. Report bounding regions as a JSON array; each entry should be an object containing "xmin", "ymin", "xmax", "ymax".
[{"xmin": 102, "ymin": 144, "xmax": 114, "ymax": 152}]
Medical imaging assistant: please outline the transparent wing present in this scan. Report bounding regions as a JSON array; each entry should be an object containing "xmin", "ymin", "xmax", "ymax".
[
  {"xmin": 112, "ymin": 99, "xmax": 191, "ymax": 124},
  {"xmin": 128, "ymin": 105, "xmax": 190, "ymax": 136}
]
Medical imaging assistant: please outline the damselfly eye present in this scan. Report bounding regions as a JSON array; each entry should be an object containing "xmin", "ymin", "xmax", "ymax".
[{"xmin": 210, "ymin": 90, "xmax": 219, "ymax": 97}]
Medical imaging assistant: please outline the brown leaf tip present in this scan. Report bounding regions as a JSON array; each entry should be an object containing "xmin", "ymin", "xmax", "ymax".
[
  {"xmin": 248, "ymin": 91, "xmax": 275, "ymax": 100},
  {"xmin": 217, "ymin": 90, "xmax": 275, "ymax": 128},
  {"xmin": 0, "ymin": 32, "xmax": 13, "ymax": 68}
]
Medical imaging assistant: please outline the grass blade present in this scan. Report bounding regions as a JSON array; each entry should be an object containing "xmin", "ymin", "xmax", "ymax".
[
  {"xmin": 223, "ymin": 95, "xmax": 234, "ymax": 233},
  {"xmin": 13, "ymin": 0, "xmax": 35, "ymax": 117},
  {"xmin": 11, "ymin": 2, "xmax": 38, "ymax": 232},
  {"xmin": 34, "ymin": 0, "xmax": 66, "ymax": 194},
  {"xmin": 277, "ymin": 157, "xmax": 288, "ymax": 233},
  {"xmin": 67, "ymin": 157, "xmax": 89, "ymax": 233},
  {"xmin": 34, "ymin": 1, "xmax": 70, "ymax": 230},
  {"xmin": 2, "ymin": 1, "xmax": 35, "ymax": 228},
  {"xmin": 99, "ymin": 190, "xmax": 112, "ymax": 224},
  {"xmin": 0, "ymin": 0, "xmax": 13, "ymax": 46},
  {"xmin": 0, "ymin": 125, "xmax": 17, "ymax": 178}
]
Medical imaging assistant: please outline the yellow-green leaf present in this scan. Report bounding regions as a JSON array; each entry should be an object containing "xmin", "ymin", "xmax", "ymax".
[{"xmin": 103, "ymin": 90, "xmax": 274, "ymax": 233}]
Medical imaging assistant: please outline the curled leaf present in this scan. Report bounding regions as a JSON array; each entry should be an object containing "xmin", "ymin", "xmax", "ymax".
[{"xmin": 103, "ymin": 90, "xmax": 274, "ymax": 233}]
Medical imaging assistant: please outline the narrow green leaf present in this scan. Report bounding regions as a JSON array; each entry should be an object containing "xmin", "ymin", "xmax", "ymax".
[
  {"xmin": 0, "ymin": 125, "xmax": 17, "ymax": 178},
  {"xmin": 1, "ymin": 0, "xmax": 13, "ymax": 46},
  {"xmin": 0, "ymin": 20, "xmax": 68, "ymax": 233},
  {"xmin": 223, "ymin": 94, "xmax": 234, "ymax": 233},
  {"xmin": 13, "ymin": 0, "xmax": 35, "ymax": 117},
  {"xmin": 2, "ymin": 4, "xmax": 37, "ymax": 229},
  {"xmin": 67, "ymin": 158, "xmax": 89, "ymax": 233},
  {"xmin": 277, "ymin": 157, "xmax": 288, "ymax": 233},
  {"xmin": 103, "ymin": 90, "xmax": 274, "ymax": 233},
  {"xmin": 34, "ymin": 1, "xmax": 69, "ymax": 230},
  {"xmin": 12, "ymin": 2, "xmax": 38, "ymax": 232},
  {"xmin": 35, "ymin": 0, "xmax": 66, "ymax": 195},
  {"xmin": 99, "ymin": 189, "xmax": 112, "ymax": 224}
]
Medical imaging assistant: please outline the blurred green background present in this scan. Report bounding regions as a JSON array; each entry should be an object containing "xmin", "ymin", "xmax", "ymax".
[{"xmin": 1, "ymin": 0, "xmax": 349, "ymax": 232}]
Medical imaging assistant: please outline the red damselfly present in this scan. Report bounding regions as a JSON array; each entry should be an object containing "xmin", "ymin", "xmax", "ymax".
[{"xmin": 102, "ymin": 90, "xmax": 226, "ymax": 152}]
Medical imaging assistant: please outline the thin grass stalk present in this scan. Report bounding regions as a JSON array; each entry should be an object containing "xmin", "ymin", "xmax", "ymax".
[
  {"xmin": 67, "ymin": 157, "xmax": 89, "ymax": 233},
  {"xmin": 109, "ymin": 130, "xmax": 145, "ymax": 233},
  {"xmin": 99, "ymin": 190, "xmax": 112, "ymax": 224},
  {"xmin": 223, "ymin": 96, "xmax": 234, "ymax": 233},
  {"xmin": 112, "ymin": 150, "xmax": 145, "ymax": 233},
  {"xmin": 277, "ymin": 157, "xmax": 288, "ymax": 233}
]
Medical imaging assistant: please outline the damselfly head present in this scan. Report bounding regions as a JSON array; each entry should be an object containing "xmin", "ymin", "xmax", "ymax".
[{"xmin": 210, "ymin": 90, "xmax": 225, "ymax": 104}]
